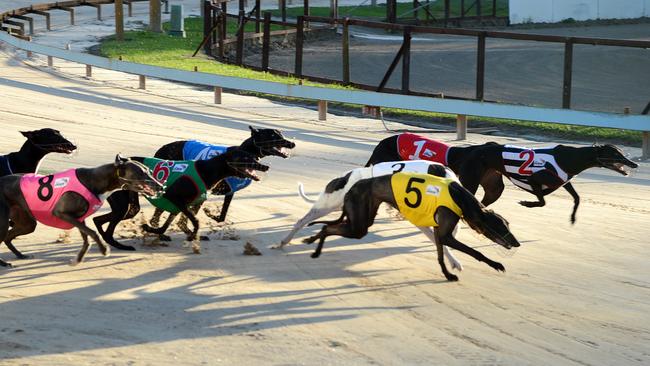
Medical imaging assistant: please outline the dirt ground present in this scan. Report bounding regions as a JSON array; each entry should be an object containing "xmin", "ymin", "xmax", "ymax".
[{"xmin": 1, "ymin": 30, "xmax": 650, "ymax": 365}]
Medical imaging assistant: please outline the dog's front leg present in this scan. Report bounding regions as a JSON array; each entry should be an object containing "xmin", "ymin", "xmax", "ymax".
[
  {"xmin": 216, "ymin": 193, "xmax": 234, "ymax": 223},
  {"xmin": 179, "ymin": 206, "xmax": 201, "ymax": 242},
  {"xmin": 55, "ymin": 213, "xmax": 108, "ymax": 265},
  {"xmin": 417, "ymin": 226, "xmax": 462, "ymax": 271},
  {"xmin": 563, "ymin": 182, "xmax": 580, "ymax": 224},
  {"xmin": 275, "ymin": 208, "xmax": 332, "ymax": 249},
  {"xmin": 433, "ymin": 228, "xmax": 458, "ymax": 281}
]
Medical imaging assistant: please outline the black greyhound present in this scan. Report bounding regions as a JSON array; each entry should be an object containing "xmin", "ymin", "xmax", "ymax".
[
  {"xmin": 0, "ymin": 128, "xmax": 77, "ymax": 176},
  {"xmin": 304, "ymin": 173, "xmax": 520, "ymax": 281},
  {"xmin": 364, "ymin": 133, "xmax": 499, "ymax": 204},
  {"xmin": 0, "ymin": 155, "xmax": 162, "ymax": 267},
  {"xmin": 93, "ymin": 149, "xmax": 270, "ymax": 251},
  {"xmin": 150, "ymin": 126, "xmax": 295, "ymax": 225},
  {"xmin": 457, "ymin": 144, "xmax": 638, "ymax": 223}
]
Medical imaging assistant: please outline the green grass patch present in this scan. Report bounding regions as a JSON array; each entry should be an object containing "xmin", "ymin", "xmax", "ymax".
[
  {"xmin": 270, "ymin": 0, "xmax": 508, "ymax": 20},
  {"xmin": 98, "ymin": 16, "xmax": 641, "ymax": 145}
]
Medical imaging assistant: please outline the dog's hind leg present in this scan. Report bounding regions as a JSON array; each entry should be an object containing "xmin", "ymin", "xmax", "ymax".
[
  {"xmin": 0, "ymin": 202, "xmax": 13, "ymax": 268},
  {"xmin": 142, "ymin": 212, "xmax": 177, "ymax": 237},
  {"xmin": 416, "ymin": 226, "xmax": 462, "ymax": 271},
  {"xmin": 518, "ymin": 170, "xmax": 563, "ymax": 208},
  {"xmin": 54, "ymin": 213, "xmax": 107, "ymax": 265},
  {"xmin": 563, "ymin": 182, "xmax": 580, "ymax": 224},
  {"xmin": 3, "ymin": 210, "xmax": 36, "ymax": 259},
  {"xmin": 479, "ymin": 171, "xmax": 504, "ymax": 207},
  {"xmin": 274, "ymin": 208, "xmax": 333, "ymax": 249}
]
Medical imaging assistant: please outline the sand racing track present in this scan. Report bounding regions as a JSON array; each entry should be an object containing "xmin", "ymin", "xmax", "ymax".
[{"xmin": 0, "ymin": 28, "xmax": 649, "ymax": 365}]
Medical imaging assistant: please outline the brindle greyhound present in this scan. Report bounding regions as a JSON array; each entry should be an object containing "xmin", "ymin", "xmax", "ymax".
[
  {"xmin": 304, "ymin": 174, "xmax": 520, "ymax": 281},
  {"xmin": 0, "ymin": 155, "xmax": 162, "ymax": 268},
  {"xmin": 364, "ymin": 133, "xmax": 500, "ymax": 205},
  {"xmin": 0, "ymin": 128, "xmax": 77, "ymax": 176},
  {"xmin": 93, "ymin": 149, "xmax": 270, "ymax": 251},
  {"xmin": 150, "ymin": 126, "xmax": 295, "ymax": 226},
  {"xmin": 457, "ymin": 144, "xmax": 638, "ymax": 223}
]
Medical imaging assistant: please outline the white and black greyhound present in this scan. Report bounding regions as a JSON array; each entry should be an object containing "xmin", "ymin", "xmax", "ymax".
[{"xmin": 273, "ymin": 160, "xmax": 464, "ymax": 271}]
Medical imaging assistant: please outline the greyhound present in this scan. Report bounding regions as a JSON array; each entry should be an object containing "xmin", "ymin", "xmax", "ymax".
[
  {"xmin": 304, "ymin": 173, "xmax": 520, "ymax": 281},
  {"xmin": 150, "ymin": 126, "xmax": 295, "ymax": 225},
  {"xmin": 364, "ymin": 133, "xmax": 500, "ymax": 205},
  {"xmin": 0, "ymin": 128, "xmax": 77, "ymax": 176},
  {"xmin": 457, "ymin": 143, "xmax": 639, "ymax": 223},
  {"xmin": 93, "ymin": 149, "xmax": 270, "ymax": 251},
  {"xmin": 273, "ymin": 160, "xmax": 465, "ymax": 270},
  {"xmin": 0, "ymin": 155, "xmax": 162, "ymax": 268}
]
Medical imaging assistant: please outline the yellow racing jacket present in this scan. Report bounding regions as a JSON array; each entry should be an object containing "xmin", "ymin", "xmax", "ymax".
[{"xmin": 391, "ymin": 173, "xmax": 463, "ymax": 227}]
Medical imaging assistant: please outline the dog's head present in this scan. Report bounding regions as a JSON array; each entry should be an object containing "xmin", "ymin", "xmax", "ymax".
[
  {"xmin": 474, "ymin": 210, "xmax": 520, "ymax": 249},
  {"xmin": 225, "ymin": 149, "xmax": 270, "ymax": 181},
  {"xmin": 115, "ymin": 155, "xmax": 164, "ymax": 196},
  {"xmin": 594, "ymin": 144, "xmax": 638, "ymax": 176},
  {"xmin": 249, "ymin": 126, "xmax": 295, "ymax": 158},
  {"xmin": 22, "ymin": 128, "xmax": 76, "ymax": 154}
]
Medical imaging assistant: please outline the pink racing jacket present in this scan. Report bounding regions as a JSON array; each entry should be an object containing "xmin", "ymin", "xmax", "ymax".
[
  {"xmin": 20, "ymin": 169, "xmax": 103, "ymax": 229},
  {"xmin": 397, "ymin": 133, "xmax": 450, "ymax": 165}
]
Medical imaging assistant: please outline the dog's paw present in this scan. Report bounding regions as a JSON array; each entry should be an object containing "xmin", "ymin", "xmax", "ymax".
[
  {"xmin": 16, "ymin": 254, "xmax": 33, "ymax": 260},
  {"xmin": 69, "ymin": 259, "xmax": 80, "ymax": 267},
  {"xmin": 199, "ymin": 235, "xmax": 210, "ymax": 241},
  {"xmin": 444, "ymin": 273, "xmax": 459, "ymax": 282},
  {"xmin": 450, "ymin": 260, "xmax": 463, "ymax": 272},
  {"xmin": 101, "ymin": 247, "xmax": 111, "ymax": 257},
  {"xmin": 159, "ymin": 234, "xmax": 172, "ymax": 242},
  {"xmin": 269, "ymin": 243, "xmax": 284, "ymax": 250},
  {"xmin": 1, "ymin": 262, "xmax": 13, "ymax": 268},
  {"xmin": 518, "ymin": 200, "xmax": 539, "ymax": 208},
  {"xmin": 491, "ymin": 261, "xmax": 506, "ymax": 272}
]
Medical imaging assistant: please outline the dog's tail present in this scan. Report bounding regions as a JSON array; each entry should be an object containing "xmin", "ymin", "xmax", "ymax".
[{"xmin": 297, "ymin": 182, "xmax": 317, "ymax": 203}]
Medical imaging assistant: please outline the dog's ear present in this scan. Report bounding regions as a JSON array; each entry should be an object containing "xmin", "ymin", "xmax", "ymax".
[
  {"xmin": 114, "ymin": 154, "xmax": 128, "ymax": 166},
  {"xmin": 20, "ymin": 130, "xmax": 35, "ymax": 139},
  {"xmin": 249, "ymin": 125, "xmax": 259, "ymax": 134}
]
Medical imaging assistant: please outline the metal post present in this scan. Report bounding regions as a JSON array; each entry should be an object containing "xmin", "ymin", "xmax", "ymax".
[
  {"xmin": 318, "ymin": 100, "xmax": 327, "ymax": 120},
  {"xmin": 280, "ymin": 0, "xmax": 287, "ymax": 22},
  {"xmin": 85, "ymin": 65, "xmax": 92, "ymax": 77},
  {"xmin": 236, "ymin": 10, "xmax": 245, "ymax": 65},
  {"xmin": 476, "ymin": 32, "xmax": 486, "ymax": 100},
  {"xmin": 413, "ymin": 0, "xmax": 418, "ymax": 21},
  {"xmin": 262, "ymin": 12, "xmax": 271, "ymax": 71},
  {"xmin": 115, "ymin": 0, "xmax": 124, "ymax": 41},
  {"xmin": 401, "ymin": 28, "xmax": 411, "ymax": 94},
  {"xmin": 460, "ymin": 0, "xmax": 465, "ymax": 18},
  {"xmin": 214, "ymin": 86, "xmax": 222, "ymax": 104},
  {"xmin": 492, "ymin": 0, "xmax": 497, "ymax": 17},
  {"xmin": 342, "ymin": 18, "xmax": 350, "ymax": 84},
  {"xmin": 477, "ymin": 0, "xmax": 482, "ymax": 19},
  {"xmin": 47, "ymin": 56, "xmax": 53, "ymax": 67},
  {"xmin": 139, "ymin": 75, "xmax": 146, "ymax": 89},
  {"xmin": 203, "ymin": 1, "xmax": 211, "ymax": 54},
  {"xmin": 330, "ymin": 0, "xmax": 338, "ymax": 19},
  {"xmin": 444, "ymin": 0, "xmax": 450, "ymax": 26},
  {"xmin": 562, "ymin": 38, "xmax": 574, "ymax": 109},
  {"xmin": 456, "ymin": 114, "xmax": 467, "ymax": 140},
  {"xmin": 295, "ymin": 16, "xmax": 304, "ymax": 78},
  {"xmin": 255, "ymin": 0, "xmax": 261, "ymax": 32},
  {"xmin": 11, "ymin": 15, "xmax": 34, "ymax": 35}
]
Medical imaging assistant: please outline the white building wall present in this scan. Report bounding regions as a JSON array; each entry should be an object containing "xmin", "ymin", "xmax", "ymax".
[{"xmin": 509, "ymin": 0, "xmax": 650, "ymax": 24}]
